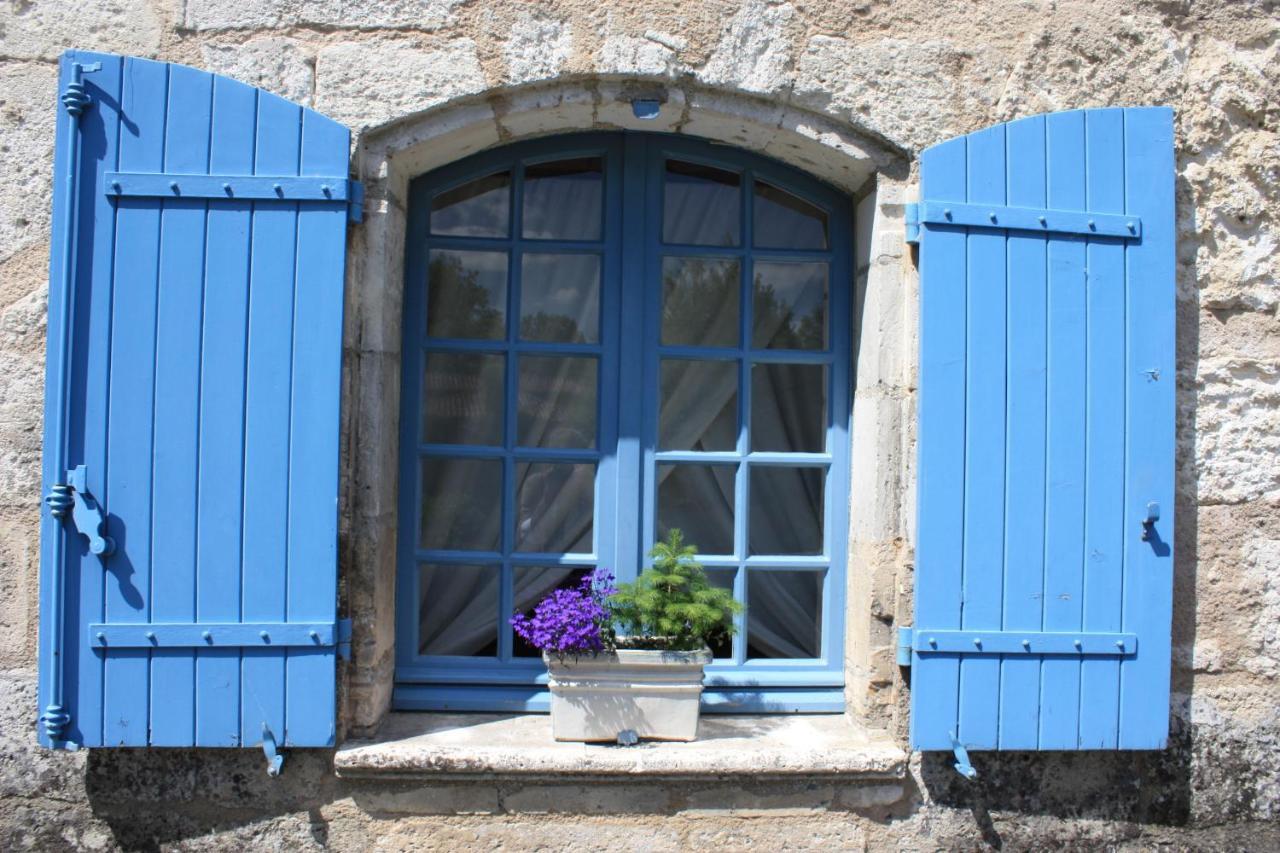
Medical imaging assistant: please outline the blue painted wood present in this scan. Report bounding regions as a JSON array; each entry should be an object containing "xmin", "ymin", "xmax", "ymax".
[
  {"xmin": 38, "ymin": 50, "xmax": 351, "ymax": 750},
  {"xmin": 286, "ymin": 101, "xmax": 350, "ymax": 747},
  {"xmin": 999, "ymin": 114, "xmax": 1048, "ymax": 749},
  {"xmin": 911, "ymin": 133, "xmax": 968, "ymax": 751},
  {"xmin": 958, "ymin": 123, "xmax": 1007, "ymax": 750},
  {"xmin": 395, "ymin": 132, "xmax": 851, "ymax": 709},
  {"xmin": 911, "ymin": 108, "xmax": 1176, "ymax": 752},
  {"xmin": 149, "ymin": 62, "xmax": 212, "ymax": 746},
  {"xmin": 104, "ymin": 55, "xmax": 167, "ymax": 747},
  {"xmin": 105, "ymin": 172, "xmax": 353, "ymax": 201},
  {"xmin": 917, "ymin": 201, "xmax": 1140, "ymax": 238},
  {"xmin": 241, "ymin": 90, "xmax": 299, "ymax": 750},
  {"xmin": 1119, "ymin": 108, "xmax": 1175, "ymax": 749},
  {"xmin": 911, "ymin": 631, "xmax": 1136, "ymax": 655},
  {"xmin": 1039, "ymin": 110, "xmax": 1089, "ymax": 749},
  {"xmin": 196, "ymin": 72, "xmax": 256, "ymax": 747},
  {"xmin": 1080, "ymin": 108, "xmax": 1127, "ymax": 749},
  {"xmin": 90, "ymin": 623, "xmax": 338, "ymax": 647}
]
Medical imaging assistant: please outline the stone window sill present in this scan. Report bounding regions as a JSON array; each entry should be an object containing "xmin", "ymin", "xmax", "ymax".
[{"xmin": 334, "ymin": 713, "xmax": 907, "ymax": 780}]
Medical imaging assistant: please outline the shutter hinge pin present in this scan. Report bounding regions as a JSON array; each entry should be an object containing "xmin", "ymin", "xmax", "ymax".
[
  {"xmin": 896, "ymin": 626, "xmax": 913, "ymax": 666},
  {"xmin": 60, "ymin": 61, "xmax": 101, "ymax": 118},
  {"xmin": 904, "ymin": 202, "xmax": 921, "ymax": 244}
]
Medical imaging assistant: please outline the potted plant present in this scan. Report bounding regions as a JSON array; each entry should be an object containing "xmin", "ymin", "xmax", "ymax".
[{"xmin": 511, "ymin": 530, "xmax": 742, "ymax": 742}]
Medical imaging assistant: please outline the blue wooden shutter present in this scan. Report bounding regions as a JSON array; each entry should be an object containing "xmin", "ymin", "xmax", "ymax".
[
  {"xmin": 906, "ymin": 108, "xmax": 1175, "ymax": 752},
  {"xmin": 38, "ymin": 50, "xmax": 356, "ymax": 751}
]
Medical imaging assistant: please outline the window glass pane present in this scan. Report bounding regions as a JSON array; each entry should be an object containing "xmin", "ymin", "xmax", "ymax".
[
  {"xmin": 747, "ymin": 570, "xmax": 823, "ymax": 659},
  {"xmin": 749, "ymin": 467, "xmax": 824, "ymax": 555},
  {"xmin": 753, "ymin": 181, "xmax": 828, "ymax": 249},
  {"xmin": 661, "ymin": 257, "xmax": 739, "ymax": 347},
  {"xmin": 663, "ymin": 160, "xmax": 740, "ymax": 246},
  {"xmin": 427, "ymin": 249, "xmax": 508, "ymax": 340},
  {"xmin": 512, "ymin": 566, "xmax": 592, "ymax": 657},
  {"xmin": 752, "ymin": 261, "xmax": 828, "ymax": 350},
  {"xmin": 523, "ymin": 158, "xmax": 603, "ymax": 241},
  {"xmin": 750, "ymin": 363, "xmax": 826, "ymax": 453},
  {"xmin": 419, "ymin": 457, "xmax": 502, "ymax": 551},
  {"xmin": 422, "ymin": 352, "xmax": 504, "ymax": 446},
  {"xmin": 660, "ymin": 359, "xmax": 737, "ymax": 451},
  {"xmin": 520, "ymin": 253, "xmax": 600, "ymax": 343},
  {"xmin": 706, "ymin": 569, "xmax": 736, "ymax": 659},
  {"xmin": 656, "ymin": 464, "xmax": 735, "ymax": 555},
  {"xmin": 515, "ymin": 463, "xmax": 595, "ymax": 553},
  {"xmin": 430, "ymin": 171, "xmax": 510, "ymax": 237},
  {"xmin": 419, "ymin": 564, "xmax": 499, "ymax": 656},
  {"xmin": 517, "ymin": 356, "xmax": 597, "ymax": 449}
]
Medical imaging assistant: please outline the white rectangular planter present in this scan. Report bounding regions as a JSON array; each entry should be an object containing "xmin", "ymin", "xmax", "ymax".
[{"xmin": 544, "ymin": 648, "xmax": 713, "ymax": 742}]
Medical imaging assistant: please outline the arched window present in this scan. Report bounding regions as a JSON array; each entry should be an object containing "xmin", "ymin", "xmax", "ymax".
[{"xmin": 396, "ymin": 133, "xmax": 853, "ymax": 712}]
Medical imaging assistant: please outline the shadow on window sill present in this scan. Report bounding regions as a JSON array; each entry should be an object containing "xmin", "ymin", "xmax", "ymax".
[{"xmin": 334, "ymin": 713, "xmax": 906, "ymax": 780}]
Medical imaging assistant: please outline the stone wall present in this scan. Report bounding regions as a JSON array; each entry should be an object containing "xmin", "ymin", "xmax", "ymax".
[{"xmin": 1, "ymin": 0, "xmax": 1278, "ymax": 849}]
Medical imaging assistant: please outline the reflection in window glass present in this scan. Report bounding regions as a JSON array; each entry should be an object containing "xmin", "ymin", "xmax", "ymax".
[
  {"xmin": 661, "ymin": 257, "xmax": 739, "ymax": 347},
  {"xmin": 512, "ymin": 566, "xmax": 592, "ymax": 657},
  {"xmin": 523, "ymin": 158, "xmax": 603, "ymax": 241},
  {"xmin": 750, "ymin": 363, "xmax": 826, "ymax": 453},
  {"xmin": 427, "ymin": 249, "xmax": 508, "ymax": 340},
  {"xmin": 749, "ymin": 467, "xmax": 824, "ymax": 555},
  {"xmin": 752, "ymin": 261, "xmax": 828, "ymax": 350},
  {"xmin": 657, "ymin": 464, "xmax": 735, "ymax": 555},
  {"xmin": 515, "ymin": 463, "xmax": 595, "ymax": 553},
  {"xmin": 753, "ymin": 181, "xmax": 828, "ymax": 250},
  {"xmin": 747, "ymin": 570, "xmax": 823, "ymax": 658},
  {"xmin": 419, "ymin": 564, "xmax": 499, "ymax": 656},
  {"xmin": 660, "ymin": 360, "xmax": 737, "ymax": 451},
  {"xmin": 517, "ymin": 356, "xmax": 598, "ymax": 449},
  {"xmin": 422, "ymin": 352, "xmax": 504, "ymax": 446},
  {"xmin": 663, "ymin": 160, "xmax": 740, "ymax": 247},
  {"xmin": 705, "ymin": 569, "xmax": 736, "ymax": 659},
  {"xmin": 430, "ymin": 172, "xmax": 510, "ymax": 237},
  {"xmin": 520, "ymin": 254, "xmax": 601, "ymax": 343},
  {"xmin": 419, "ymin": 457, "xmax": 503, "ymax": 551}
]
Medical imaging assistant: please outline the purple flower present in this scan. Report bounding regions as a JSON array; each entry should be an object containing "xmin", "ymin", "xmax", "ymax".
[{"xmin": 510, "ymin": 568, "xmax": 616, "ymax": 658}]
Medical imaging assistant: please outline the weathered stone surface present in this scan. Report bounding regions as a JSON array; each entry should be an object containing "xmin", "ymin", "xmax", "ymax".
[
  {"xmin": 314, "ymin": 38, "xmax": 487, "ymax": 129},
  {"xmin": 183, "ymin": 0, "xmax": 464, "ymax": 32},
  {"xmin": 0, "ymin": 0, "xmax": 164, "ymax": 62},
  {"xmin": 502, "ymin": 11, "xmax": 573, "ymax": 83},
  {"xmin": 336, "ymin": 713, "xmax": 907, "ymax": 779},
  {"xmin": 200, "ymin": 37, "xmax": 316, "ymax": 105}
]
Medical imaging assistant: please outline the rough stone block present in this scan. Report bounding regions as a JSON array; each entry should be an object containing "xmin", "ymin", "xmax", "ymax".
[{"xmin": 315, "ymin": 39, "xmax": 487, "ymax": 130}]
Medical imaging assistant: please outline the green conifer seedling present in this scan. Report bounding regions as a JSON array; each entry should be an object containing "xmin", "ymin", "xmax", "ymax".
[{"xmin": 608, "ymin": 529, "xmax": 743, "ymax": 651}]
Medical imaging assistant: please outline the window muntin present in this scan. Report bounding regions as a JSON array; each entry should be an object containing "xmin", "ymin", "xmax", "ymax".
[{"xmin": 399, "ymin": 134, "xmax": 851, "ymax": 709}]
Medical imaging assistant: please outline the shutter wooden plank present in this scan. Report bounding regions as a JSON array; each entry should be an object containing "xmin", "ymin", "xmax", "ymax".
[
  {"xmin": 240, "ymin": 92, "xmax": 300, "ymax": 747},
  {"xmin": 912, "ymin": 134, "xmax": 968, "ymax": 751},
  {"xmin": 103, "ymin": 57, "xmax": 168, "ymax": 745},
  {"xmin": 1080, "ymin": 109, "xmax": 1126, "ymax": 748},
  {"xmin": 285, "ymin": 108, "xmax": 349, "ymax": 746},
  {"xmin": 195, "ymin": 75, "xmax": 256, "ymax": 746},
  {"xmin": 957, "ymin": 125, "xmax": 1007, "ymax": 749},
  {"xmin": 1039, "ymin": 110, "xmax": 1088, "ymax": 748},
  {"xmin": 64, "ymin": 53, "xmax": 124, "ymax": 748},
  {"xmin": 149, "ymin": 63, "xmax": 213, "ymax": 746},
  {"xmin": 998, "ymin": 114, "xmax": 1048, "ymax": 749},
  {"xmin": 1119, "ymin": 108, "xmax": 1175, "ymax": 748}
]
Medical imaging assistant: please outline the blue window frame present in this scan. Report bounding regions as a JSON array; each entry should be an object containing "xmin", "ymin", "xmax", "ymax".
[{"xmin": 396, "ymin": 133, "xmax": 853, "ymax": 713}]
